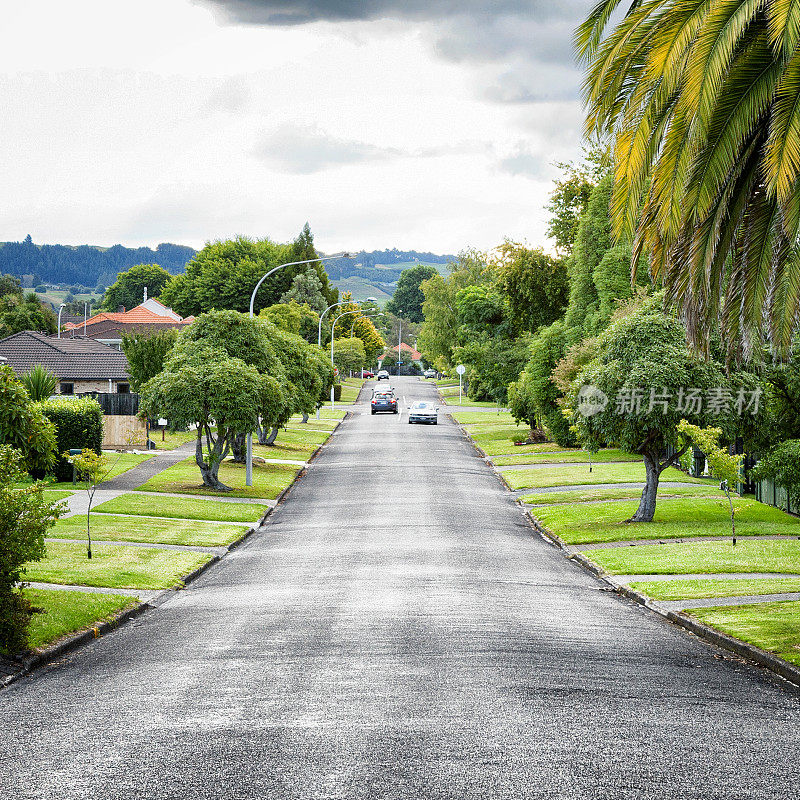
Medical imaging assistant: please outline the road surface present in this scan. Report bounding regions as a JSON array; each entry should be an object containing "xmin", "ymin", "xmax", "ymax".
[{"xmin": 2, "ymin": 376, "xmax": 799, "ymax": 799}]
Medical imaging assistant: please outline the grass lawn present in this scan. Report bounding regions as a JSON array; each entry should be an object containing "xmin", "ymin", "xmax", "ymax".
[
  {"xmin": 26, "ymin": 541, "xmax": 212, "ymax": 590},
  {"xmin": 583, "ymin": 539, "xmax": 800, "ymax": 576},
  {"xmin": 493, "ymin": 448, "xmax": 639, "ymax": 467},
  {"xmin": 627, "ymin": 577, "xmax": 800, "ymax": 600},
  {"xmin": 451, "ymin": 411, "xmax": 517, "ymax": 425},
  {"xmin": 442, "ymin": 396, "xmax": 507, "ymax": 408},
  {"xmin": 137, "ymin": 457, "xmax": 299, "ymax": 499},
  {"xmin": 533, "ymin": 497, "xmax": 800, "ymax": 544},
  {"xmin": 42, "ymin": 489, "xmax": 74, "ymax": 502},
  {"xmin": 288, "ymin": 410, "xmax": 345, "ymax": 430},
  {"xmin": 20, "ymin": 452, "xmax": 156, "ymax": 491},
  {"xmin": 324, "ymin": 377, "xmax": 364, "ymax": 405},
  {"xmin": 688, "ymin": 601, "xmax": 800, "ymax": 667},
  {"xmin": 23, "ymin": 588, "xmax": 137, "ymax": 651},
  {"xmin": 254, "ymin": 427, "xmax": 330, "ymax": 459},
  {"xmin": 522, "ymin": 484, "xmax": 726, "ymax": 505},
  {"xmin": 150, "ymin": 429, "xmax": 196, "ymax": 450},
  {"xmin": 49, "ymin": 513, "xmax": 249, "ymax": 547},
  {"xmin": 94, "ymin": 493, "xmax": 266, "ymax": 524},
  {"xmin": 501, "ymin": 462, "xmax": 709, "ymax": 491}
]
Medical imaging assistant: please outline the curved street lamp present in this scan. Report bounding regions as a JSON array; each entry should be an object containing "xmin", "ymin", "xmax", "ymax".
[{"xmin": 246, "ymin": 252, "xmax": 350, "ymax": 486}]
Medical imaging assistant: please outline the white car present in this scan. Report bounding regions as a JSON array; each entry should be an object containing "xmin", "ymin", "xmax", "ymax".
[
  {"xmin": 408, "ymin": 401, "xmax": 439, "ymax": 425},
  {"xmin": 376, "ymin": 370, "xmax": 390, "ymax": 380},
  {"xmin": 423, "ymin": 369, "xmax": 437, "ymax": 379}
]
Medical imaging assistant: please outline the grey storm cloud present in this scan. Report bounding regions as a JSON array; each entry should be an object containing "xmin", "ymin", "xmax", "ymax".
[
  {"xmin": 253, "ymin": 125, "xmax": 490, "ymax": 173},
  {"xmin": 196, "ymin": 1, "xmax": 594, "ymax": 103}
]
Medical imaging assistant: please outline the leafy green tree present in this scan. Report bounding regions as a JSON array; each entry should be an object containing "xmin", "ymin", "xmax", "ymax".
[
  {"xmin": 455, "ymin": 284, "xmax": 510, "ymax": 337},
  {"xmin": 0, "ymin": 446, "xmax": 62, "ymax": 653},
  {"xmin": 0, "ymin": 365, "xmax": 57, "ymax": 478},
  {"xmin": 509, "ymin": 320, "xmax": 574, "ymax": 446},
  {"xmin": 141, "ymin": 342, "xmax": 268, "ymax": 491},
  {"xmin": 332, "ymin": 337, "xmax": 366, "ymax": 376},
  {"xmin": 562, "ymin": 174, "xmax": 613, "ymax": 345},
  {"xmin": 452, "ymin": 336, "xmax": 530, "ymax": 404},
  {"xmin": 288, "ymin": 223, "xmax": 337, "ymax": 307},
  {"xmin": 260, "ymin": 301, "xmax": 320, "ymax": 344},
  {"xmin": 568, "ymin": 308, "xmax": 728, "ymax": 522},
  {"xmin": 101, "ymin": 264, "xmax": 171, "ymax": 311},
  {"xmin": 754, "ymin": 440, "xmax": 800, "ymax": 508},
  {"xmin": 279, "ymin": 268, "xmax": 328, "ymax": 315},
  {"xmin": 386, "ymin": 265, "xmax": 439, "ymax": 322},
  {"xmin": 493, "ymin": 241, "xmax": 569, "ymax": 334},
  {"xmin": 417, "ymin": 273, "xmax": 458, "ymax": 371},
  {"xmin": 121, "ymin": 328, "xmax": 178, "ymax": 392},
  {"xmin": 0, "ymin": 293, "xmax": 57, "ymax": 337},
  {"xmin": 545, "ymin": 160, "xmax": 599, "ymax": 257},
  {"xmin": 0, "ymin": 274, "xmax": 22, "ymax": 298},
  {"xmin": 578, "ymin": 0, "xmax": 800, "ymax": 357}
]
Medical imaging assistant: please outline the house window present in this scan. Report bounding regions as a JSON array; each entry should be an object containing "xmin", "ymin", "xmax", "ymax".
[
  {"xmin": 117, "ymin": 383, "xmax": 130, "ymax": 394},
  {"xmin": 60, "ymin": 382, "xmax": 74, "ymax": 395}
]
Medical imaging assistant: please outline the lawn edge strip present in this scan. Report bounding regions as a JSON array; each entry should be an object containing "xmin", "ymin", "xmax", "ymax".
[
  {"xmin": 525, "ymin": 508, "xmax": 800, "ymax": 690},
  {"xmin": 2, "ymin": 411, "xmax": 352, "ymax": 689},
  {"xmin": 449, "ymin": 414, "xmax": 514, "ymax": 493}
]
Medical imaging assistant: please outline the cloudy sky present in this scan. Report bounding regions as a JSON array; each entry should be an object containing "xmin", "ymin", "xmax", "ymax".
[{"xmin": 0, "ymin": 0, "xmax": 593, "ymax": 255}]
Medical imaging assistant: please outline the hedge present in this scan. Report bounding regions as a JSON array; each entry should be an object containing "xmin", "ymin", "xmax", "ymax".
[{"xmin": 38, "ymin": 397, "xmax": 103, "ymax": 481}]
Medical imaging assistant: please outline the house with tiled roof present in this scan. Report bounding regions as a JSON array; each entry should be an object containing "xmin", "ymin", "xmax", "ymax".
[
  {"xmin": 61, "ymin": 298, "xmax": 193, "ymax": 348},
  {"xmin": 0, "ymin": 330, "xmax": 131, "ymax": 395},
  {"xmin": 378, "ymin": 342, "xmax": 423, "ymax": 364}
]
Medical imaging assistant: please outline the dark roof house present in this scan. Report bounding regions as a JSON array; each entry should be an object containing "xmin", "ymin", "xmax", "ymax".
[{"xmin": 0, "ymin": 330, "xmax": 130, "ymax": 393}]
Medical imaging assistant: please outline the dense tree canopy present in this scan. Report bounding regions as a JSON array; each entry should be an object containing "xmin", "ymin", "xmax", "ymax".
[
  {"xmin": 385, "ymin": 264, "xmax": 439, "ymax": 322},
  {"xmin": 101, "ymin": 263, "xmax": 171, "ymax": 311},
  {"xmin": 0, "ymin": 293, "xmax": 57, "ymax": 337},
  {"xmin": 121, "ymin": 328, "xmax": 179, "ymax": 392}
]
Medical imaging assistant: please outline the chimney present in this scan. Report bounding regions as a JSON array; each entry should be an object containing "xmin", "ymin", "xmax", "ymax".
[{"xmin": 143, "ymin": 285, "xmax": 148, "ymax": 302}]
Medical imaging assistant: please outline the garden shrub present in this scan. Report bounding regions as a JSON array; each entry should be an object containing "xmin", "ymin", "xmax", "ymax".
[
  {"xmin": 0, "ymin": 446, "xmax": 62, "ymax": 653},
  {"xmin": 38, "ymin": 397, "xmax": 103, "ymax": 481},
  {"xmin": 753, "ymin": 440, "xmax": 800, "ymax": 506}
]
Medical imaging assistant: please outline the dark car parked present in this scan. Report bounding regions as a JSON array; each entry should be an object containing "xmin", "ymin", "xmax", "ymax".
[{"xmin": 371, "ymin": 390, "xmax": 398, "ymax": 414}]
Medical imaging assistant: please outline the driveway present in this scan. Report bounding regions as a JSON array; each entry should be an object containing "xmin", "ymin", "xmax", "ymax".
[{"xmin": 2, "ymin": 376, "xmax": 799, "ymax": 799}]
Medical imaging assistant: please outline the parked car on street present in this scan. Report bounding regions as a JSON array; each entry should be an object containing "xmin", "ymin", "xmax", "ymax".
[
  {"xmin": 361, "ymin": 370, "xmax": 375, "ymax": 378},
  {"xmin": 376, "ymin": 370, "xmax": 390, "ymax": 380},
  {"xmin": 423, "ymin": 369, "xmax": 437, "ymax": 379},
  {"xmin": 408, "ymin": 401, "xmax": 438, "ymax": 424},
  {"xmin": 371, "ymin": 391, "xmax": 398, "ymax": 414}
]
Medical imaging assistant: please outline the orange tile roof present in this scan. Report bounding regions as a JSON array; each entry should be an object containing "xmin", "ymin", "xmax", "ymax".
[{"xmin": 63, "ymin": 305, "xmax": 191, "ymax": 331}]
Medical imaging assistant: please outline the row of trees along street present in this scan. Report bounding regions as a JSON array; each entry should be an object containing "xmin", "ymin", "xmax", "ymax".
[{"xmin": 417, "ymin": 138, "xmax": 800, "ymax": 522}]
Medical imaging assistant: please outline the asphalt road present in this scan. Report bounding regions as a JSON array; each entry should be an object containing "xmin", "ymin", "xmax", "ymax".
[{"xmin": 3, "ymin": 376, "xmax": 800, "ymax": 799}]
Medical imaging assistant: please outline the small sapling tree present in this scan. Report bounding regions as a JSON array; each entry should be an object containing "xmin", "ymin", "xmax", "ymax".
[{"xmin": 677, "ymin": 421, "xmax": 743, "ymax": 545}]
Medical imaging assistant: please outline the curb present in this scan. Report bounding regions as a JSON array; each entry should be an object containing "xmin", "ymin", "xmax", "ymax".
[
  {"xmin": 526, "ymin": 509, "xmax": 800, "ymax": 690},
  {"xmin": 2, "ymin": 412, "xmax": 351, "ymax": 691}
]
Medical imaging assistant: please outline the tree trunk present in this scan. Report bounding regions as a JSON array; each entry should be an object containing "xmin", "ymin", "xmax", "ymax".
[
  {"xmin": 196, "ymin": 431, "xmax": 232, "ymax": 491},
  {"xmin": 257, "ymin": 420, "xmax": 269, "ymax": 446},
  {"xmin": 230, "ymin": 432, "xmax": 246, "ymax": 463},
  {"xmin": 301, "ymin": 412, "xmax": 309, "ymax": 424},
  {"xmin": 265, "ymin": 426, "xmax": 279, "ymax": 446},
  {"xmin": 629, "ymin": 451, "xmax": 660, "ymax": 522}
]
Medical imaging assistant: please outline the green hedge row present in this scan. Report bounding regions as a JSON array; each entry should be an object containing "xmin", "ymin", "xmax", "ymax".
[{"xmin": 37, "ymin": 397, "xmax": 103, "ymax": 481}]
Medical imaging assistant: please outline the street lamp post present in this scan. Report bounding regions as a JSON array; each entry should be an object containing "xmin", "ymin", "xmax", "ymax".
[
  {"xmin": 57, "ymin": 304, "xmax": 66, "ymax": 338},
  {"xmin": 246, "ymin": 253, "xmax": 348, "ymax": 487}
]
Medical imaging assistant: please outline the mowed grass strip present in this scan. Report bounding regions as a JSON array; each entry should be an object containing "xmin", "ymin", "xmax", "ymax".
[
  {"xmin": 49, "ymin": 514, "xmax": 248, "ymax": 547},
  {"xmin": 502, "ymin": 462, "xmax": 709, "ymax": 491},
  {"xmin": 452, "ymin": 411, "xmax": 517, "ymax": 425},
  {"xmin": 23, "ymin": 588, "xmax": 137, "ymax": 651},
  {"xmin": 628, "ymin": 578, "xmax": 800, "ymax": 601},
  {"xmin": 26, "ymin": 541, "xmax": 213, "ymax": 590},
  {"xmin": 493, "ymin": 448, "xmax": 640, "ymax": 467},
  {"xmin": 95, "ymin": 493, "xmax": 266, "ymax": 524},
  {"xmin": 523, "ymin": 484, "xmax": 726, "ymax": 506},
  {"xmin": 584, "ymin": 539, "xmax": 800, "ymax": 576},
  {"xmin": 533, "ymin": 497, "xmax": 800, "ymax": 544},
  {"xmin": 254, "ymin": 427, "xmax": 330, "ymax": 459},
  {"xmin": 688, "ymin": 601, "xmax": 800, "ymax": 668},
  {"xmin": 137, "ymin": 457, "xmax": 299, "ymax": 499}
]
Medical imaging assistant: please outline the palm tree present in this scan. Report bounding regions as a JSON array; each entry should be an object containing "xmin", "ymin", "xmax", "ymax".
[{"xmin": 577, "ymin": 0, "xmax": 800, "ymax": 360}]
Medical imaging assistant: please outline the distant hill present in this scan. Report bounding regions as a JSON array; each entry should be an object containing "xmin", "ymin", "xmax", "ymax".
[
  {"xmin": 0, "ymin": 237, "xmax": 455, "ymax": 301},
  {"xmin": 0, "ymin": 235, "xmax": 196, "ymax": 289}
]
